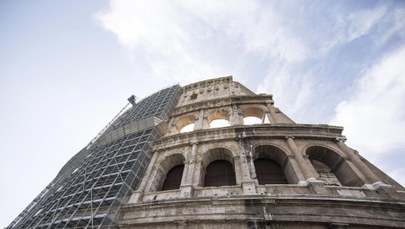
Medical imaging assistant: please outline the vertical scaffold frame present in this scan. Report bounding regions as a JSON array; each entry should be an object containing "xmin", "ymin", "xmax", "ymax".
[{"xmin": 8, "ymin": 85, "xmax": 181, "ymax": 229}]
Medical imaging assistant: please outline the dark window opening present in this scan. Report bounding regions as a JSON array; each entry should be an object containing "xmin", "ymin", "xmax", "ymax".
[
  {"xmin": 254, "ymin": 158, "xmax": 288, "ymax": 184},
  {"xmin": 161, "ymin": 164, "xmax": 184, "ymax": 191},
  {"xmin": 190, "ymin": 94, "xmax": 198, "ymax": 100},
  {"xmin": 204, "ymin": 160, "xmax": 236, "ymax": 187}
]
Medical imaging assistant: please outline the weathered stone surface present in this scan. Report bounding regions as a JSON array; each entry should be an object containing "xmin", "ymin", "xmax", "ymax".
[{"xmin": 117, "ymin": 76, "xmax": 405, "ymax": 229}]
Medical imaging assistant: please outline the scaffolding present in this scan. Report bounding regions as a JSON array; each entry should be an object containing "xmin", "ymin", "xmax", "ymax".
[{"xmin": 8, "ymin": 85, "xmax": 181, "ymax": 228}]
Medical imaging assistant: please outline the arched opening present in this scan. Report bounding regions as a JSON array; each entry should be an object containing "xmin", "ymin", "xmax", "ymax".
[
  {"xmin": 210, "ymin": 119, "xmax": 230, "ymax": 128},
  {"xmin": 306, "ymin": 146, "xmax": 363, "ymax": 187},
  {"xmin": 242, "ymin": 107, "xmax": 267, "ymax": 125},
  {"xmin": 202, "ymin": 148, "xmax": 237, "ymax": 187},
  {"xmin": 253, "ymin": 145, "xmax": 294, "ymax": 184},
  {"xmin": 243, "ymin": 116, "xmax": 262, "ymax": 125},
  {"xmin": 208, "ymin": 110, "xmax": 230, "ymax": 128},
  {"xmin": 180, "ymin": 123, "xmax": 195, "ymax": 133},
  {"xmin": 149, "ymin": 154, "xmax": 185, "ymax": 192},
  {"xmin": 161, "ymin": 164, "xmax": 184, "ymax": 191},
  {"xmin": 204, "ymin": 160, "xmax": 236, "ymax": 187},
  {"xmin": 254, "ymin": 158, "xmax": 288, "ymax": 184},
  {"xmin": 175, "ymin": 115, "xmax": 195, "ymax": 133}
]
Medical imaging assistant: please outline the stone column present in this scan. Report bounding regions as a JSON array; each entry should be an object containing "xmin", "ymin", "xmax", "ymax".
[
  {"xmin": 285, "ymin": 136, "xmax": 316, "ymax": 181},
  {"xmin": 230, "ymin": 104, "xmax": 243, "ymax": 125},
  {"xmin": 335, "ymin": 137, "xmax": 380, "ymax": 184},
  {"xmin": 128, "ymin": 150, "xmax": 160, "ymax": 203},
  {"xmin": 285, "ymin": 136, "xmax": 329, "ymax": 194},
  {"xmin": 194, "ymin": 110, "xmax": 204, "ymax": 130},
  {"xmin": 246, "ymin": 144, "xmax": 257, "ymax": 179},
  {"xmin": 201, "ymin": 112, "xmax": 209, "ymax": 129},
  {"xmin": 238, "ymin": 148, "xmax": 252, "ymax": 181},
  {"xmin": 184, "ymin": 142, "xmax": 198, "ymax": 185},
  {"xmin": 180, "ymin": 152, "xmax": 190, "ymax": 187},
  {"xmin": 192, "ymin": 158, "xmax": 203, "ymax": 186},
  {"xmin": 233, "ymin": 156, "xmax": 243, "ymax": 185},
  {"xmin": 238, "ymin": 142, "xmax": 257, "ymax": 194},
  {"xmin": 181, "ymin": 142, "xmax": 198, "ymax": 197}
]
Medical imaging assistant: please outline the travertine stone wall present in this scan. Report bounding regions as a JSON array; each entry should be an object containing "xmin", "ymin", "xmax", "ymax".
[{"xmin": 119, "ymin": 76, "xmax": 405, "ymax": 229}]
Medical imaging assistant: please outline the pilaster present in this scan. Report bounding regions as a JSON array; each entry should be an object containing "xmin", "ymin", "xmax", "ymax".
[
  {"xmin": 230, "ymin": 104, "xmax": 243, "ymax": 125},
  {"xmin": 185, "ymin": 142, "xmax": 198, "ymax": 184},
  {"xmin": 237, "ymin": 141, "xmax": 257, "ymax": 194},
  {"xmin": 194, "ymin": 110, "xmax": 204, "ymax": 130},
  {"xmin": 285, "ymin": 136, "xmax": 316, "ymax": 181}
]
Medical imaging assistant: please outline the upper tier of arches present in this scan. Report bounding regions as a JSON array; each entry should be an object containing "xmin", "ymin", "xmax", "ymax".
[{"xmin": 170, "ymin": 104, "xmax": 283, "ymax": 135}]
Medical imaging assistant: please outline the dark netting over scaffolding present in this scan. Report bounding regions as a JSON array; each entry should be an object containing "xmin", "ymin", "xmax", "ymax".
[{"xmin": 8, "ymin": 85, "xmax": 181, "ymax": 229}]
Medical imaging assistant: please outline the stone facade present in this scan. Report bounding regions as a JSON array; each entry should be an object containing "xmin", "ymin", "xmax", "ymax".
[{"xmin": 118, "ymin": 76, "xmax": 405, "ymax": 229}]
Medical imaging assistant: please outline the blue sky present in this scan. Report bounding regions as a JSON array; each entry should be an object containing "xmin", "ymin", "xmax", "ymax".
[{"xmin": 1, "ymin": 0, "xmax": 405, "ymax": 227}]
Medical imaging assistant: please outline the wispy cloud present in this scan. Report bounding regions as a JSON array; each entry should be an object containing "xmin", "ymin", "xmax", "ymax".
[
  {"xmin": 97, "ymin": 0, "xmax": 227, "ymax": 85},
  {"xmin": 319, "ymin": 4, "xmax": 387, "ymax": 54},
  {"xmin": 331, "ymin": 46, "xmax": 405, "ymax": 156},
  {"xmin": 257, "ymin": 61, "xmax": 314, "ymax": 117},
  {"xmin": 96, "ymin": 0, "xmax": 312, "ymax": 86},
  {"xmin": 256, "ymin": 2, "xmax": 405, "ymax": 123},
  {"xmin": 373, "ymin": 7, "xmax": 405, "ymax": 45},
  {"xmin": 346, "ymin": 5, "xmax": 386, "ymax": 41}
]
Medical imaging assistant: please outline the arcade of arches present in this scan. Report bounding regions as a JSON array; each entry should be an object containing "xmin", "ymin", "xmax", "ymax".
[{"xmin": 153, "ymin": 145, "xmax": 364, "ymax": 192}]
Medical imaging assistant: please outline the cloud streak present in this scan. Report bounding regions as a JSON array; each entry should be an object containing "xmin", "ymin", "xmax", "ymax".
[
  {"xmin": 256, "ymin": 2, "xmax": 404, "ymax": 123},
  {"xmin": 96, "ymin": 0, "xmax": 312, "ymax": 85},
  {"xmin": 98, "ymin": 0, "xmax": 248, "ymax": 85},
  {"xmin": 331, "ymin": 46, "xmax": 405, "ymax": 155}
]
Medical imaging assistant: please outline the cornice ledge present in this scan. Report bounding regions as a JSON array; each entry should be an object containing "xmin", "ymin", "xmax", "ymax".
[
  {"xmin": 235, "ymin": 123, "xmax": 344, "ymax": 133},
  {"xmin": 153, "ymin": 124, "xmax": 344, "ymax": 150},
  {"xmin": 172, "ymin": 95, "xmax": 274, "ymax": 116}
]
